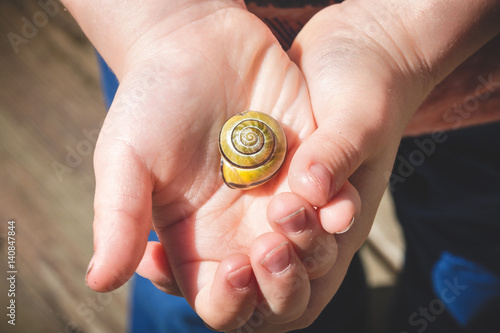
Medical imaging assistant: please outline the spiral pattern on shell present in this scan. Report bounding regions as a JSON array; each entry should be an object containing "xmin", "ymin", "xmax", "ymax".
[{"xmin": 219, "ymin": 111, "xmax": 287, "ymax": 189}]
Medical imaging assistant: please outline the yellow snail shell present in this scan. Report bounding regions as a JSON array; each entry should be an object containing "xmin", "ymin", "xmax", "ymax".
[{"xmin": 219, "ymin": 111, "xmax": 287, "ymax": 190}]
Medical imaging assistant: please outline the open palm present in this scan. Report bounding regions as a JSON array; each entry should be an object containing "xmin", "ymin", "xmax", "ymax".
[{"xmin": 81, "ymin": 3, "xmax": 348, "ymax": 331}]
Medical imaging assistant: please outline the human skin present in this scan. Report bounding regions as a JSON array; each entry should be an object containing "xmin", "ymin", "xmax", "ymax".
[
  {"xmin": 246, "ymin": 0, "xmax": 500, "ymax": 137},
  {"xmin": 404, "ymin": 34, "xmax": 500, "ymax": 137},
  {"xmin": 61, "ymin": 0, "xmax": 358, "ymax": 331},
  {"xmin": 283, "ymin": 1, "xmax": 499, "ymax": 330},
  {"xmin": 61, "ymin": 0, "xmax": 500, "ymax": 331},
  {"xmin": 288, "ymin": 0, "xmax": 500, "ymax": 207}
]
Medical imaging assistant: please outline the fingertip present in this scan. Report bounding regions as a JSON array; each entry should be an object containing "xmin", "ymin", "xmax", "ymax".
[
  {"xmin": 249, "ymin": 233, "xmax": 291, "ymax": 267},
  {"xmin": 249, "ymin": 233, "xmax": 310, "ymax": 323},
  {"xmin": 268, "ymin": 193, "xmax": 336, "ymax": 280},
  {"xmin": 268, "ymin": 192, "xmax": 309, "ymax": 234},
  {"xmin": 289, "ymin": 164, "xmax": 329, "ymax": 208},
  {"xmin": 86, "ymin": 211, "xmax": 151, "ymax": 292},
  {"xmin": 89, "ymin": 142, "xmax": 153, "ymax": 292},
  {"xmin": 218, "ymin": 253, "xmax": 255, "ymax": 291},
  {"xmin": 227, "ymin": 264, "xmax": 253, "ymax": 290},
  {"xmin": 135, "ymin": 241, "xmax": 169, "ymax": 279},
  {"xmin": 196, "ymin": 254, "xmax": 257, "ymax": 331},
  {"xmin": 289, "ymin": 140, "xmax": 333, "ymax": 208},
  {"xmin": 135, "ymin": 241, "xmax": 181, "ymax": 296},
  {"xmin": 86, "ymin": 251, "xmax": 137, "ymax": 292},
  {"xmin": 318, "ymin": 181, "xmax": 361, "ymax": 234},
  {"xmin": 289, "ymin": 126, "xmax": 362, "ymax": 209}
]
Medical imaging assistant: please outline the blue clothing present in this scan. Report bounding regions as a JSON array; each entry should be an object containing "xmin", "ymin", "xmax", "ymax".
[{"xmin": 389, "ymin": 123, "xmax": 500, "ymax": 333}]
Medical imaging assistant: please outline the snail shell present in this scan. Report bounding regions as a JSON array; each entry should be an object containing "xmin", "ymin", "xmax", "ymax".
[{"xmin": 219, "ymin": 111, "xmax": 287, "ymax": 190}]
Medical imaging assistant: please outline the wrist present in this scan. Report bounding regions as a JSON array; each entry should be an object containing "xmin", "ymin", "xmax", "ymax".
[
  {"xmin": 61, "ymin": 0, "xmax": 246, "ymax": 77},
  {"xmin": 291, "ymin": 0, "xmax": 500, "ymax": 130},
  {"xmin": 290, "ymin": 3, "xmax": 430, "ymax": 133}
]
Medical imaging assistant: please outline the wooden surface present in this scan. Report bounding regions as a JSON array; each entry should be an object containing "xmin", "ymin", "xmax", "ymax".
[
  {"xmin": 0, "ymin": 1, "xmax": 128, "ymax": 333},
  {"xmin": 0, "ymin": 1, "xmax": 403, "ymax": 332}
]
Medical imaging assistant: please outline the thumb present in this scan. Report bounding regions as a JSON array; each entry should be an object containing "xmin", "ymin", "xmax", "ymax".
[
  {"xmin": 86, "ymin": 139, "xmax": 153, "ymax": 292},
  {"xmin": 288, "ymin": 120, "xmax": 365, "ymax": 208}
]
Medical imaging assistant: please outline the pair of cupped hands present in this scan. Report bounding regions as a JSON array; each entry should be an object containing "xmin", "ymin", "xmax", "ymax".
[{"xmin": 76, "ymin": 0, "xmax": 430, "ymax": 331}]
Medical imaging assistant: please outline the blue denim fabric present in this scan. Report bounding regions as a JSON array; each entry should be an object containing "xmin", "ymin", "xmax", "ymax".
[{"xmin": 432, "ymin": 252, "xmax": 500, "ymax": 328}]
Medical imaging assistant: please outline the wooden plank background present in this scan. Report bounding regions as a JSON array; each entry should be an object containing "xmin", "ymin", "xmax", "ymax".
[
  {"xmin": 0, "ymin": 1, "xmax": 404, "ymax": 332},
  {"xmin": 0, "ymin": 1, "xmax": 128, "ymax": 332}
]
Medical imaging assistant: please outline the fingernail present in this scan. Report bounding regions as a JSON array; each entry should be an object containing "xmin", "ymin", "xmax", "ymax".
[
  {"xmin": 85, "ymin": 255, "xmax": 94, "ymax": 286},
  {"xmin": 309, "ymin": 163, "xmax": 331, "ymax": 203},
  {"xmin": 227, "ymin": 265, "xmax": 252, "ymax": 289},
  {"xmin": 335, "ymin": 216, "xmax": 355, "ymax": 235},
  {"xmin": 261, "ymin": 242, "xmax": 291, "ymax": 274},
  {"xmin": 275, "ymin": 207, "xmax": 306, "ymax": 234}
]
